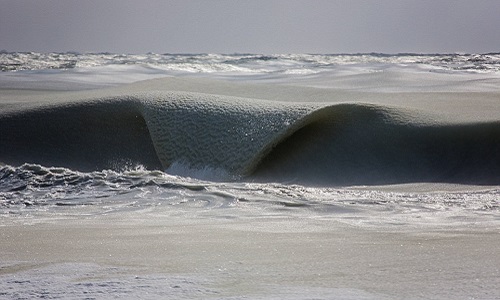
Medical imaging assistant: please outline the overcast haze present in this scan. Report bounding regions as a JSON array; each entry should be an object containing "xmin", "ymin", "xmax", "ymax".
[{"xmin": 1, "ymin": 0, "xmax": 499, "ymax": 54}]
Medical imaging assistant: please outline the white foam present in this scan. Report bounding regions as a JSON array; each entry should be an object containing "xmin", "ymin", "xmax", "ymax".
[{"xmin": 165, "ymin": 161, "xmax": 236, "ymax": 182}]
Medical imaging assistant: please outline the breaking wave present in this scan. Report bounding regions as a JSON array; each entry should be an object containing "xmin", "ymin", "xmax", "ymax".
[{"xmin": 1, "ymin": 91, "xmax": 500, "ymax": 186}]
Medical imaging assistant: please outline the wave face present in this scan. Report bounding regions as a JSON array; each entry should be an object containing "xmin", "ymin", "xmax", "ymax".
[
  {"xmin": 0, "ymin": 98, "xmax": 162, "ymax": 171},
  {"xmin": 253, "ymin": 105, "xmax": 500, "ymax": 185},
  {"xmin": 1, "ymin": 90, "xmax": 499, "ymax": 186}
]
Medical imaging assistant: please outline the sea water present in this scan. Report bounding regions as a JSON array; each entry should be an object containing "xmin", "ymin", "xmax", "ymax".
[
  {"xmin": 1, "ymin": 52, "xmax": 500, "ymax": 298},
  {"xmin": 1, "ymin": 52, "xmax": 500, "ymax": 225}
]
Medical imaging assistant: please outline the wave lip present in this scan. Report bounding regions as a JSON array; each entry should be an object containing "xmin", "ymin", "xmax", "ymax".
[{"xmin": 139, "ymin": 91, "xmax": 321, "ymax": 176}]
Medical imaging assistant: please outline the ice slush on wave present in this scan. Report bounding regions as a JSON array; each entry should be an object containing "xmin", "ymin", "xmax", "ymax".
[{"xmin": 1, "ymin": 86, "xmax": 500, "ymax": 186}]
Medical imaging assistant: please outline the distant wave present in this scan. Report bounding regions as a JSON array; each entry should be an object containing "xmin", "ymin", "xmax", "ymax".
[
  {"xmin": 2, "ymin": 52, "xmax": 500, "ymax": 73},
  {"xmin": 1, "ymin": 91, "xmax": 499, "ymax": 186}
]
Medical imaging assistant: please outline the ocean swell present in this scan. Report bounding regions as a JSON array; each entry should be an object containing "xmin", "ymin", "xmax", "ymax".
[{"xmin": 1, "ymin": 91, "xmax": 499, "ymax": 185}]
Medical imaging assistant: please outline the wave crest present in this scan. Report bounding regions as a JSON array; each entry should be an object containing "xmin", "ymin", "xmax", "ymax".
[{"xmin": 1, "ymin": 91, "xmax": 500, "ymax": 186}]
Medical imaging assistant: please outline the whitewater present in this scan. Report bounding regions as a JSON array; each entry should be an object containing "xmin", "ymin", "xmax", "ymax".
[{"xmin": 1, "ymin": 52, "xmax": 499, "ymax": 299}]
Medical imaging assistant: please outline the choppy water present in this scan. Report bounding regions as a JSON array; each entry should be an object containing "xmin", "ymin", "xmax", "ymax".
[
  {"xmin": 2, "ymin": 51, "xmax": 500, "ymax": 73},
  {"xmin": 1, "ymin": 163, "xmax": 499, "ymax": 228}
]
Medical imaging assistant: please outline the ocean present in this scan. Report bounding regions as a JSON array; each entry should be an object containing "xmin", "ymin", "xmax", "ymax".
[{"xmin": 1, "ymin": 52, "xmax": 499, "ymax": 299}]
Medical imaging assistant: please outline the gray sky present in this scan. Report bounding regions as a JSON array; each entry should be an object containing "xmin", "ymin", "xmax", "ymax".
[{"xmin": 1, "ymin": 0, "xmax": 499, "ymax": 54}]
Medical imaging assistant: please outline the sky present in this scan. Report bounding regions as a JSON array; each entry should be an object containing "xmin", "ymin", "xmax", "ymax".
[{"xmin": 1, "ymin": 0, "xmax": 499, "ymax": 54}]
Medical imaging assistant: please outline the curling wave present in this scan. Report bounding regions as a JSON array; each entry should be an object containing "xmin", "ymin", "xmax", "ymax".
[{"xmin": 1, "ymin": 91, "xmax": 499, "ymax": 185}]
